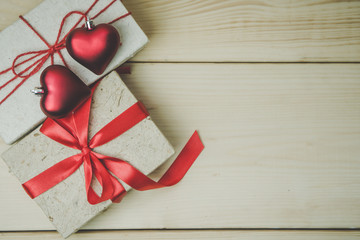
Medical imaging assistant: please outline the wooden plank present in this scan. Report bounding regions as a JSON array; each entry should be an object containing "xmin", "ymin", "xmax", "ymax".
[
  {"xmin": 0, "ymin": 0, "xmax": 42, "ymax": 26},
  {"xmin": 125, "ymin": 0, "xmax": 360, "ymax": 62},
  {"xmin": 0, "ymin": 63, "xmax": 359, "ymax": 230},
  {"xmin": 0, "ymin": 0, "xmax": 359, "ymax": 62},
  {"xmin": 0, "ymin": 230, "xmax": 360, "ymax": 240}
]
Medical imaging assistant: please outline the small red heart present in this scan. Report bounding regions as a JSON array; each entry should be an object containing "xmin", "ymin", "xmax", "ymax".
[
  {"xmin": 40, "ymin": 65, "xmax": 91, "ymax": 119},
  {"xmin": 66, "ymin": 23, "xmax": 120, "ymax": 75}
]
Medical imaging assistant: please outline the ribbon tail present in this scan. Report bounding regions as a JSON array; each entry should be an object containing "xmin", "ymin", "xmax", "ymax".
[
  {"xmin": 99, "ymin": 131, "xmax": 204, "ymax": 191},
  {"xmin": 159, "ymin": 131, "xmax": 204, "ymax": 186},
  {"xmin": 158, "ymin": 131, "xmax": 204, "ymax": 185},
  {"xmin": 85, "ymin": 169, "xmax": 126, "ymax": 204},
  {"xmin": 84, "ymin": 152, "xmax": 123, "ymax": 205},
  {"xmin": 22, "ymin": 154, "xmax": 83, "ymax": 199},
  {"xmin": 109, "ymin": 174, "xmax": 127, "ymax": 203}
]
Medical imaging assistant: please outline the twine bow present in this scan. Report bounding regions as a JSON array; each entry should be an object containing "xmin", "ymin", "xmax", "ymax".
[{"xmin": 0, "ymin": 0, "xmax": 131, "ymax": 105}]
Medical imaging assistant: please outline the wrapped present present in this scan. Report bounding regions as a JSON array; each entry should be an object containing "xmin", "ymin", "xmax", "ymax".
[
  {"xmin": 2, "ymin": 71, "xmax": 177, "ymax": 238},
  {"xmin": 0, "ymin": 0, "xmax": 148, "ymax": 144}
]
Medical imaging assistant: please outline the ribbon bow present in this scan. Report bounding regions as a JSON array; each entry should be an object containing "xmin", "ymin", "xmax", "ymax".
[{"xmin": 22, "ymin": 82, "xmax": 204, "ymax": 204}]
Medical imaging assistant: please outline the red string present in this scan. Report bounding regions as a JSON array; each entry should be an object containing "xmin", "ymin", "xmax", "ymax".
[
  {"xmin": 0, "ymin": 0, "xmax": 131, "ymax": 106},
  {"xmin": 19, "ymin": 16, "xmax": 52, "ymax": 48}
]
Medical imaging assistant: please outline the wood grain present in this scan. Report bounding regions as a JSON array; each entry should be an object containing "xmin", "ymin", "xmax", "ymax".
[
  {"xmin": 123, "ymin": 0, "xmax": 360, "ymax": 62},
  {"xmin": 1, "ymin": 63, "xmax": 359, "ymax": 231},
  {"xmin": 0, "ymin": 0, "xmax": 359, "ymax": 62},
  {"xmin": 0, "ymin": 0, "xmax": 42, "ymax": 26},
  {"xmin": 0, "ymin": 0, "xmax": 359, "ymax": 238},
  {"xmin": 1, "ymin": 230, "xmax": 360, "ymax": 240}
]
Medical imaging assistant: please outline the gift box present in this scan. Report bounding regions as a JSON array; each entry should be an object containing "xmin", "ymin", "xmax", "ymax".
[
  {"xmin": 0, "ymin": 0, "xmax": 148, "ymax": 144},
  {"xmin": 2, "ymin": 71, "xmax": 175, "ymax": 238}
]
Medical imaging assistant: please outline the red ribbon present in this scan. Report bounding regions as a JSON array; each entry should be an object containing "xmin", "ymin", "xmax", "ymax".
[
  {"xmin": 0, "ymin": 0, "xmax": 132, "ymax": 105},
  {"xmin": 22, "ymin": 81, "xmax": 204, "ymax": 205}
]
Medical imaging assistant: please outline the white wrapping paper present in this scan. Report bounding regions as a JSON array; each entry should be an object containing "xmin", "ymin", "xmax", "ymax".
[{"xmin": 0, "ymin": 0, "xmax": 148, "ymax": 144}]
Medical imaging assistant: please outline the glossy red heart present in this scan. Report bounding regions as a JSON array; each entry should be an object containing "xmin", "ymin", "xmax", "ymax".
[
  {"xmin": 40, "ymin": 65, "xmax": 91, "ymax": 119},
  {"xmin": 66, "ymin": 23, "xmax": 120, "ymax": 75}
]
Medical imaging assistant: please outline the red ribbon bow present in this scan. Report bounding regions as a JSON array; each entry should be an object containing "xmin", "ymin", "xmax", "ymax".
[
  {"xmin": 22, "ymin": 81, "xmax": 204, "ymax": 204},
  {"xmin": 0, "ymin": 0, "xmax": 131, "ymax": 105}
]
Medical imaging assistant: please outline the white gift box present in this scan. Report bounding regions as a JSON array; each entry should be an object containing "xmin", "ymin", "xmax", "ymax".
[
  {"xmin": 0, "ymin": 0, "xmax": 148, "ymax": 144},
  {"xmin": 2, "ymin": 71, "xmax": 174, "ymax": 238}
]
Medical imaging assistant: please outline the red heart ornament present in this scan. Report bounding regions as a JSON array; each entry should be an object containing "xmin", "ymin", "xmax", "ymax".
[
  {"xmin": 66, "ymin": 23, "xmax": 120, "ymax": 75},
  {"xmin": 40, "ymin": 65, "xmax": 91, "ymax": 119}
]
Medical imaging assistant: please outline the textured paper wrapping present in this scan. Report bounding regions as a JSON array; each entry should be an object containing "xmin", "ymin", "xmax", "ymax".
[
  {"xmin": 2, "ymin": 71, "xmax": 175, "ymax": 238},
  {"xmin": 0, "ymin": 0, "xmax": 148, "ymax": 144}
]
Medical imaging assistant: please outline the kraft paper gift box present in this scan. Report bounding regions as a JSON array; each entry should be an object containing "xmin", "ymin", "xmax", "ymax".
[
  {"xmin": 0, "ymin": 0, "xmax": 148, "ymax": 144},
  {"xmin": 2, "ymin": 71, "xmax": 175, "ymax": 238}
]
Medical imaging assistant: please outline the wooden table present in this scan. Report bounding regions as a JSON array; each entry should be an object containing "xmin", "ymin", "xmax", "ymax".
[{"xmin": 1, "ymin": 0, "xmax": 360, "ymax": 239}]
